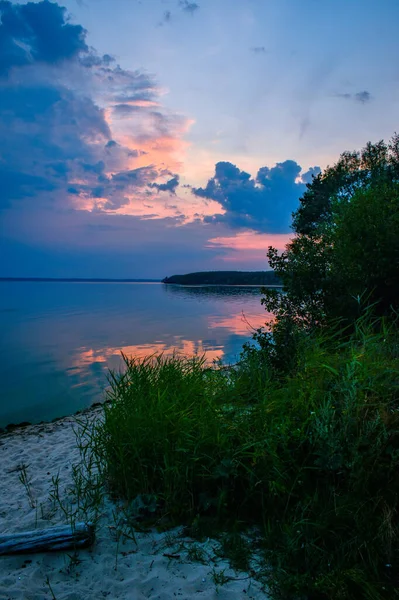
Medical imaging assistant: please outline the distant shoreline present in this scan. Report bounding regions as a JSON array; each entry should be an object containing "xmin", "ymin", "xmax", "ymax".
[
  {"xmin": 165, "ymin": 283, "xmax": 283, "ymax": 288},
  {"xmin": 162, "ymin": 270, "xmax": 282, "ymax": 286}
]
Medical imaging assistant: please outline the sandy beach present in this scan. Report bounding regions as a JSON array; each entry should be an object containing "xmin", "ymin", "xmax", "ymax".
[{"xmin": 0, "ymin": 414, "xmax": 268, "ymax": 600}]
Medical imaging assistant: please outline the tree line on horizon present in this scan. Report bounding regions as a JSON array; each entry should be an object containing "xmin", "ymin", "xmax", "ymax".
[{"xmin": 162, "ymin": 270, "xmax": 282, "ymax": 285}]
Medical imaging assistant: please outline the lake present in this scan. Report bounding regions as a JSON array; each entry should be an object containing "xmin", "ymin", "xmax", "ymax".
[{"xmin": 0, "ymin": 281, "xmax": 272, "ymax": 428}]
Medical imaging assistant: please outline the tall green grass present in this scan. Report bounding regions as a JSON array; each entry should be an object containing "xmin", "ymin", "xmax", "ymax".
[{"xmin": 90, "ymin": 315, "xmax": 399, "ymax": 599}]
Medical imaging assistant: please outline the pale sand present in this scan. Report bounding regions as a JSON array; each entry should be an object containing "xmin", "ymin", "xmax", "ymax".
[{"xmin": 0, "ymin": 414, "xmax": 269, "ymax": 600}]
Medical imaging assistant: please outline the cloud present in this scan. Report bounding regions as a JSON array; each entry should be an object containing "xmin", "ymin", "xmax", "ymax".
[
  {"xmin": 160, "ymin": 10, "xmax": 172, "ymax": 25},
  {"xmin": 79, "ymin": 53, "xmax": 115, "ymax": 68},
  {"xmin": 66, "ymin": 165, "xmax": 164, "ymax": 210},
  {"xmin": 251, "ymin": 46, "xmax": 267, "ymax": 54},
  {"xmin": 192, "ymin": 161, "xmax": 321, "ymax": 233},
  {"xmin": 0, "ymin": 1, "xmax": 193, "ymax": 215},
  {"xmin": 0, "ymin": 79, "xmax": 112, "ymax": 205},
  {"xmin": 149, "ymin": 175, "xmax": 180, "ymax": 194},
  {"xmin": 112, "ymin": 103, "xmax": 143, "ymax": 116},
  {"xmin": 336, "ymin": 90, "xmax": 372, "ymax": 104},
  {"xmin": 179, "ymin": 1, "xmax": 200, "ymax": 15},
  {"xmin": 354, "ymin": 90, "xmax": 371, "ymax": 103},
  {"xmin": 158, "ymin": 1, "xmax": 199, "ymax": 26},
  {"xmin": 0, "ymin": 0, "xmax": 88, "ymax": 74},
  {"xmin": 300, "ymin": 166, "xmax": 321, "ymax": 184}
]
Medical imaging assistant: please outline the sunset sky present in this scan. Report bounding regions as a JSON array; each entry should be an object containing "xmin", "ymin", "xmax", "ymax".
[{"xmin": 1, "ymin": 0, "xmax": 398, "ymax": 278}]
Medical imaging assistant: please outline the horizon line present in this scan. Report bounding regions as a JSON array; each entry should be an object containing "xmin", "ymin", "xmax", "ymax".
[{"xmin": 0, "ymin": 277, "xmax": 162, "ymax": 282}]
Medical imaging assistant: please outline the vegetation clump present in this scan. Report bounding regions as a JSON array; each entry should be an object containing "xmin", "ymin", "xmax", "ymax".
[
  {"xmin": 162, "ymin": 270, "xmax": 281, "ymax": 286},
  {"xmin": 89, "ymin": 135, "xmax": 399, "ymax": 600}
]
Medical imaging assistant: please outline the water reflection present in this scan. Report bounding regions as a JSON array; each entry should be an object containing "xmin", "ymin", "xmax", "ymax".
[
  {"xmin": 0, "ymin": 282, "xmax": 269, "ymax": 426},
  {"xmin": 163, "ymin": 283, "xmax": 263, "ymax": 300},
  {"xmin": 208, "ymin": 312, "xmax": 271, "ymax": 335},
  {"xmin": 72, "ymin": 339, "xmax": 225, "ymax": 374}
]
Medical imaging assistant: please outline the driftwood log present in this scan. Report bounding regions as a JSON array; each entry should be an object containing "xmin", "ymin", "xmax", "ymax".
[{"xmin": 0, "ymin": 522, "xmax": 94, "ymax": 555}]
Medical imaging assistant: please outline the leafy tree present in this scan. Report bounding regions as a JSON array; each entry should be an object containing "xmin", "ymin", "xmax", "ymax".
[
  {"xmin": 293, "ymin": 135, "xmax": 399, "ymax": 235},
  {"xmin": 254, "ymin": 135, "xmax": 399, "ymax": 374},
  {"xmin": 264, "ymin": 135, "xmax": 399, "ymax": 323},
  {"xmin": 332, "ymin": 182, "xmax": 399, "ymax": 316}
]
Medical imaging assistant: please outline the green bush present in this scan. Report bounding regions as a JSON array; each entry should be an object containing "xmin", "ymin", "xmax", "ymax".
[{"xmin": 91, "ymin": 315, "xmax": 399, "ymax": 599}]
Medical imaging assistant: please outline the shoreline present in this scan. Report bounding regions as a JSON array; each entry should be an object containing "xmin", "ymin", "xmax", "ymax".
[
  {"xmin": 0, "ymin": 409, "xmax": 268, "ymax": 600},
  {"xmin": 0, "ymin": 399, "xmax": 109, "ymax": 436},
  {"xmin": 163, "ymin": 283, "xmax": 283, "ymax": 288}
]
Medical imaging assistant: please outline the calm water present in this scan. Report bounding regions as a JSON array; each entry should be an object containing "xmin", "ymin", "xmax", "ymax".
[{"xmin": 0, "ymin": 282, "xmax": 271, "ymax": 427}]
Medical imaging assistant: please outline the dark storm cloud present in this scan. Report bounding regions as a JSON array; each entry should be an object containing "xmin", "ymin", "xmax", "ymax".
[
  {"xmin": 0, "ymin": 80, "xmax": 111, "ymax": 205},
  {"xmin": 0, "ymin": 167, "xmax": 55, "ymax": 201},
  {"xmin": 62, "ymin": 166, "xmax": 162, "ymax": 210},
  {"xmin": 0, "ymin": 84, "xmax": 62, "ymax": 120},
  {"xmin": 81, "ymin": 160, "xmax": 106, "ymax": 174},
  {"xmin": 192, "ymin": 161, "xmax": 321, "ymax": 233},
  {"xmin": 0, "ymin": 1, "xmax": 110, "ymax": 205},
  {"xmin": 0, "ymin": 1, "xmax": 189, "ymax": 211},
  {"xmin": 111, "ymin": 166, "xmax": 158, "ymax": 187},
  {"xmin": 149, "ymin": 175, "xmax": 180, "ymax": 194},
  {"xmin": 0, "ymin": 0, "xmax": 88, "ymax": 74}
]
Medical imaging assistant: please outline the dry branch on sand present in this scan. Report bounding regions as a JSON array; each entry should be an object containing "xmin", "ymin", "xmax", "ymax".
[{"xmin": 0, "ymin": 522, "xmax": 94, "ymax": 555}]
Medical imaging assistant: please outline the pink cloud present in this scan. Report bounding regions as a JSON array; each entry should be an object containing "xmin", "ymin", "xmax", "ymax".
[{"xmin": 207, "ymin": 231, "xmax": 293, "ymax": 263}]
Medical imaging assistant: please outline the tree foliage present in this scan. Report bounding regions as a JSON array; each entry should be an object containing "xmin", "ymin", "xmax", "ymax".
[
  {"xmin": 253, "ymin": 134, "xmax": 399, "ymax": 375},
  {"xmin": 293, "ymin": 134, "xmax": 399, "ymax": 235},
  {"xmin": 263, "ymin": 134, "xmax": 399, "ymax": 329}
]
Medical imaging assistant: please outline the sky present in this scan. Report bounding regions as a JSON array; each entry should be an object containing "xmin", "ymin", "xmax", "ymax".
[{"xmin": 1, "ymin": 0, "xmax": 398, "ymax": 278}]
